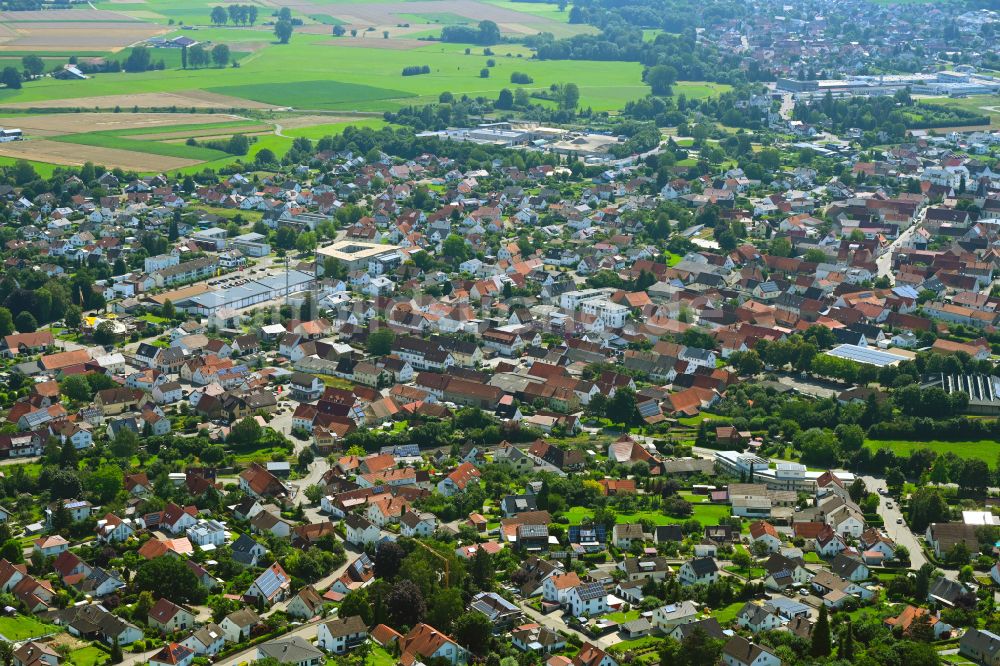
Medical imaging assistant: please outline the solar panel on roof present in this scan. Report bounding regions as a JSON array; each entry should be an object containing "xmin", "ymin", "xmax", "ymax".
[{"xmin": 255, "ymin": 567, "xmax": 286, "ymax": 598}]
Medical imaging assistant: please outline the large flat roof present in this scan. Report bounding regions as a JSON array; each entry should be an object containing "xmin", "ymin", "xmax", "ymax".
[
  {"xmin": 825, "ymin": 344, "xmax": 906, "ymax": 367},
  {"xmin": 317, "ymin": 240, "xmax": 401, "ymax": 262}
]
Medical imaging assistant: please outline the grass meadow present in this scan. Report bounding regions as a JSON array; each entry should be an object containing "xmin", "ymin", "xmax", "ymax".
[{"xmin": 864, "ymin": 438, "xmax": 1000, "ymax": 465}]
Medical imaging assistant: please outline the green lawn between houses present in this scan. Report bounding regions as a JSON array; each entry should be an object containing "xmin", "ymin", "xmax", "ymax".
[
  {"xmin": 0, "ymin": 614, "xmax": 59, "ymax": 641},
  {"xmin": 67, "ymin": 646, "xmax": 109, "ymax": 666},
  {"xmin": 863, "ymin": 439, "xmax": 1000, "ymax": 466},
  {"xmin": 710, "ymin": 601, "xmax": 745, "ymax": 626},
  {"xmin": 564, "ymin": 503, "xmax": 730, "ymax": 526}
]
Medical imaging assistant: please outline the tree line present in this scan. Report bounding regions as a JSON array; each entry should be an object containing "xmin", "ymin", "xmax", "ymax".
[{"xmin": 209, "ymin": 4, "xmax": 259, "ymax": 26}]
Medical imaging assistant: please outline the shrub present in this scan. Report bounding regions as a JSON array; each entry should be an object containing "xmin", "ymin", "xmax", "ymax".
[{"xmin": 511, "ymin": 72, "xmax": 533, "ymax": 84}]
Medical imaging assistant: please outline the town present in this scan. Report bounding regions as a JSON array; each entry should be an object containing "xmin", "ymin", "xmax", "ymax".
[{"xmin": 0, "ymin": 2, "xmax": 999, "ymax": 666}]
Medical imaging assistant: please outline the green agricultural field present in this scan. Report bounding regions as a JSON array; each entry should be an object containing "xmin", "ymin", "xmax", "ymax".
[
  {"xmin": 207, "ymin": 80, "xmax": 413, "ymax": 110},
  {"xmin": 480, "ymin": 0, "xmax": 572, "ymax": 22},
  {"xmin": 864, "ymin": 438, "xmax": 1000, "ymax": 465},
  {"xmin": 52, "ymin": 132, "xmax": 231, "ymax": 161},
  {"xmin": 0, "ymin": 35, "xmax": 647, "ymax": 114},
  {"xmin": 282, "ymin": 117, "xmax": 387, "ymax": 139},
  {"xmin": 0, "ymin": 157, "xmax": 61, "ymax": 178},
  {"xmin": 922, "ymin": 95, "xmax": 1000, "ymax": 130}
]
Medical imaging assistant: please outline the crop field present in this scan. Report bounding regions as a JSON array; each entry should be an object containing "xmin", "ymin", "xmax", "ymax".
[
  {"xmin": 0, "ymin": 112, "xmax": 249, "ymax": 136},
  {"xmin": 0, "ymin": 0, "xmax": 732, "ymax": 173},
  {"xmin": 0, "ymin": 138, "xmax": 203, "ymax": 170},
  {"xmin": 0, "ymin": 34, "xmax": 648, "ymax": 113},
  {"xmin": 864, "ymin": 438, "xmax": 1000, "ymax": 465},
  {"xmin": 0, "ymin": 9, "xmax": 169, "ymax": 52}
]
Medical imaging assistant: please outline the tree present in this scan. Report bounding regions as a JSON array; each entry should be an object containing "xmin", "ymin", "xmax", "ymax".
[
  {"xmin": 274, "ymin": 20, "xmax": 294, "ymax": 44},
  {"xmin": 14, "ymin": 311, "xmax": 36, "ymax": 333},
  {"xmin": 562, "ymin": 82, "xmax": 580, "ymax": 110},
  {"xmin": 21, "ymin": 56, "xmax": 44, "ymax": 79},
  {"xmin": 811, "ymin": 604, "xmax": 831, "ymax": 657},
  {"xmin": 88, "ymin": 466, "xmax": 124, "ymax": 504},
  {"xmin": 496, "ymin": 88, "xmax": 514, "ymax": 110},
  {"xmin": 211, "ymin": 6, "xmax": 228, "ymax": 24},
  {"xmin": 959, "ymin": 459, "xmax": 990, "ymax": 497},
  {"xmin": 295, "ymin": 231, "xmax": 317, "ymax": 254},
  {"xmin": 471, "ymin": 547, "xmax": 494, "ymax": 591},
  {"xmin": 124, "ymin": 47, "xmax": 151, "ymax": 73},
  {"xmin": 212, "ymin": 44, "xmax": 231, "ymax": 67},
  {"xmin": 387, "ymin": 579, "xmax": 426, "ymax": 628},
  {"xmin": 606, "ymin": 387, "xmax": 638, "ymax": 426},
  {"xmin": 847, "ymin": 477, "xmax": 867, "ymax": 503},
  {"xmin": 1, "ymin": 67, "xmax": 21, "ymax": 89},
  {"xmin": 134, "ymin": 555, "xmax": 206, "ymax": 604},
  {"xmin": 367, "ymin": 327, "xmax": 395, "ymax": 356},
  {"xmin": 93, "ymin": 321, "xmax": 117, "ymax": 345},
  {"xmin": 339, "ymin": 589, "xmax": 373, "ymax": 625},
  {"xmin": 885, "ymin": 467, "xmax": 906, "ymax": 497},
  {"xmin": 442, "ymin": 234, "xmax": 469, "ymax": 262},
  {"xmin": 646, "ymin": 64, "xmax": 677, "ymax": 95},
  {"xmin": 247, "ymin": 5, "xmax": 258, "ymax": 24},
  {"xmin": 908, "ymin": 487, "xmax": 949, "ymax": 532},
  {"xmin": 188, "ymin": 45, "xmax": 208, "ymax": 68},
  {"xmin": 839, "ymin": 620, "xmax": 855, "ymax": 660},
  {"xmin": 229, "ymin": 417, "xmax": 263, "ymax": 448},
  {"xmin": 181, "ymin": 45, "xmax": 188, "ymax": 69},
  {"xmin": 428, "ymin": 587, "xmax": 464, "ymax": 633},
  {"xmin": 255, "ymin": 148, "xmax": 276, "ymax": 166},
  {"xmin": 333, "ymin": 24, "xmax": 346, "ymax": 36},
  {"xmin": 452, "ymin": 611, "xmax": 491, "ymax": 655},
  {"xmin": 110, "ymin": 425, "xmax": 139, "ymax": 459},
  {"xmin": 731, "ymin": 549, "xmax": 752, "ymax": 577},
  {"xmin": 61, "ymin": 375, "xmax": 91, "ymax": 402},
  {"xmin": 374, "ymin": 541, "xmax": 405, "ymax": 580},
  {"xmin": 64, "ymin": 305, "xmax": 82, "ymax": 330}
]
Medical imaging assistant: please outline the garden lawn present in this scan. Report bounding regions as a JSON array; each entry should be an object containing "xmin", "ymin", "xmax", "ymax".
[
  {"xmin": 863, "ymin": 439, "xmax": 1000, "ymax": 466},
  {"xmin": 676, "ymin": 411, "xmax": 725, "ymax": 426},
  {"xmin": 803, "ymin": 552, "xmax": 823, "ymax": 564},
  {"xmin": 711, "ymin": 601, "xmax": 744, "ymax": 625},
  {"xmin": 365, "ymin": 645, "xmax": 397, "ymax": 666},
  {"xmin": 0, "ymin": 615, "xmax": 58, "ymax": 641},
  {"xmin": 67, "ymin": 647, "xmax": 108, "ymax": 666},
  {"xmin": 231, "ymin": 445, "xmax": 289, "ymax": 464},
  {"xmin": 564, "ymin": 503, "xmax": 729, "ymax": 526},
  {"xmin": 605, "ymin": 609, "xmax": 641, "ymax": 623}
]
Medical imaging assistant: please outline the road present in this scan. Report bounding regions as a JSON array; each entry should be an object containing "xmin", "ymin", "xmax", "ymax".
[
  {"xmin": 861, "ymin": 475, "xmax": 928, "ymax": 572},
  {"xmin": 876, "ymin": 209, "xmax": 922, "ymax": 279}
]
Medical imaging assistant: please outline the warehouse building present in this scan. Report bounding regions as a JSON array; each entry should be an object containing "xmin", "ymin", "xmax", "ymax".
[{"xmin": 174, "ymin": 270, "xmax": 315, "ymax": 315}]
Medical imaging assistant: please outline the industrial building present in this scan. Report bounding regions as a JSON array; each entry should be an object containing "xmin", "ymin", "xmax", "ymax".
[
  {"xmin": 776, "ymin": 71, "xmax": 1000, "ymax": 98},
  {"xmin": 172, "ymin": 270, "xmax": 315, "ymax": 316},
  {"xmin": 922, "ymin": 373, "xmax": 1000, "ymax": 415},
  {"xmin": 824, "ymin": 344, "xmax": 907, "ymax": 367}
]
